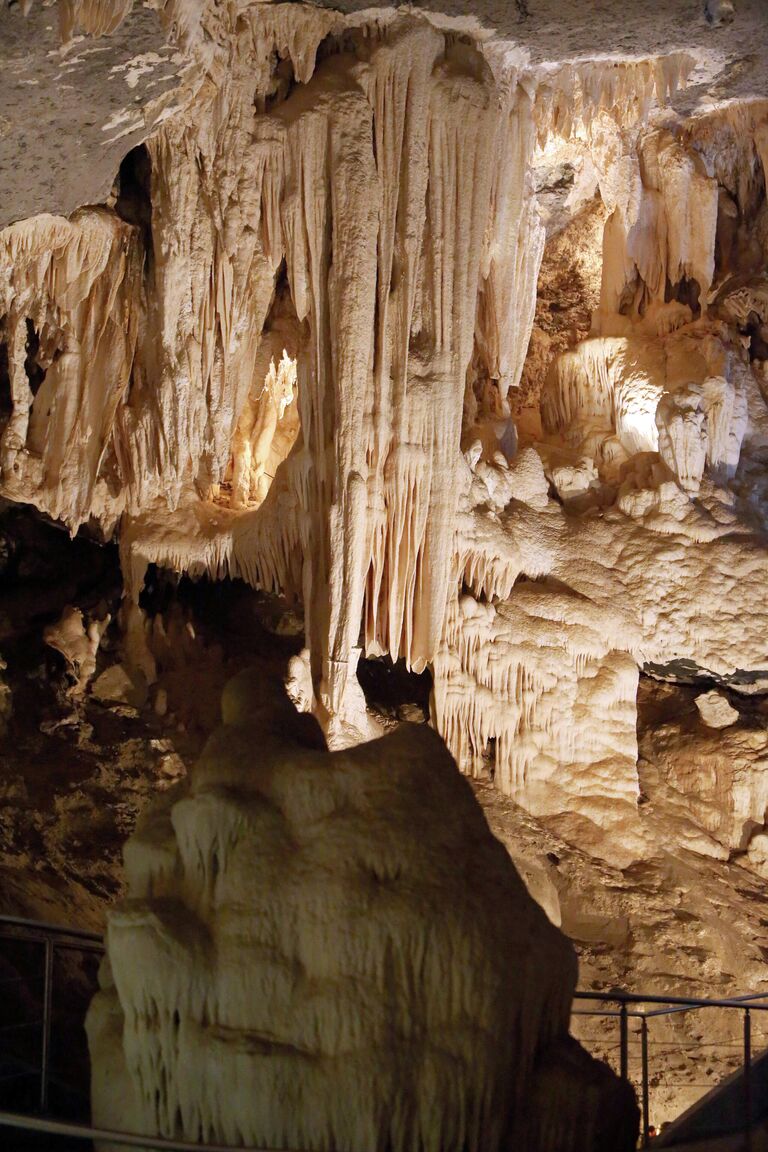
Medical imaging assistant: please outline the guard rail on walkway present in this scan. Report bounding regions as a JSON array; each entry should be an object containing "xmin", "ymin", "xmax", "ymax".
[
  {"xmin": 2, "ymin": 915, "xmax": 768, "ymax": 1151},
  {"xmin": 573, "ymin": 989, "xmax": 768, "ymax": 1150},
  {"xmin": 0, "ymin": 1110, "xmax": 293, "ymax": 1150},
  {"xmin": 0, "ymin": 912, "xmax": 103, "ymax": 1119}
]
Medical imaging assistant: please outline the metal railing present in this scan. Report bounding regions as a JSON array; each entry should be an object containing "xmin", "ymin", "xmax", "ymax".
[
  {"xmin": 0, "ymin": 913, "xmax": 103, "ymax": 1117},
  {"xmin": 2, "ymin": 915, "xmax": 767, "ymax": 1151},
  {"xmin": 573, "ymin": 989, "xmax": 768, "ymax": 1150},
  {"xmin": 0, "ymin": 1110, "xmax": 295, "ymax": 1150}
]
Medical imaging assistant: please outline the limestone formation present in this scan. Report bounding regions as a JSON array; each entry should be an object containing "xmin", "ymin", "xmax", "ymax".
[
  {"xmin": 1, "ymin": 0, "xmax": 768, "ymax": 1133},
  {"xmin": 87, "ymin": 670, "xmax": 638, "ymax": 1152},
  {"xmin": 44, "ymin": 606, "xmax": 110, "ymax": 697},
  {"xmin": 0, "ymin": 0, "xmax": 766, "ymax": 867}
]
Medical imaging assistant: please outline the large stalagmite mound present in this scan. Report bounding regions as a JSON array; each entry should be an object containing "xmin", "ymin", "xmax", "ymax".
[{"xmin": 87, "ymin": 669, "xmax": 638, "ymax": 1152}]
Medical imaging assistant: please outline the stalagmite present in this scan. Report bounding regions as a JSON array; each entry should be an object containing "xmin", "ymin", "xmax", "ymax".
[{"xmin": 87, "ymin": 670, "xmax": 638, "ymax": 1152}]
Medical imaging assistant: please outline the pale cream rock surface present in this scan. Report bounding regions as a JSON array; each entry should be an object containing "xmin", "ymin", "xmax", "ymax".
[{"xmin": 696, "ymin": 689, "xmax": 740, "ymax": 729}]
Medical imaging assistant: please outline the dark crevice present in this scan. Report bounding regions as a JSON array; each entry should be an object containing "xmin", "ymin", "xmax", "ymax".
[
  {"xmin": 138, "ymin": 562, "xmax": 180, "ymax": 616},
  {"xmin": 667, "ymin": 275, "xmax": 701, "ymax": 317},
  {"xmin": 461, "ymin": 580, "xmax": 492, "ymax": 606},
  {"xmin": 273, "ymin": 257, "xmax": 290, "ymax": 301},
  {"xmin": 357, "ymin": 654, "xmax": 432, "ymax": 724},
  {"xmin": 24, "ymin": 320, "xmax": 45, "ymax": 396},
  {"xmin": 114, "ymin": 144, "xmax": 153, "ymax": 271},
  {"xmin": 485, "ymin": 735, "xmax": 497, "ymax": 782},
  {"xmin": 262, "ymin": 53, "xmax": 298, "ymax": 112},
  {"xmin": 746, "ymin": 310, "xmax": 768, "ymax": 361},
  {"xmin": 0, "ymin": 339, "xmax": 11, "ymax": 417},
  {"xmin": 643, "ymin": 658, "xmax": 768, "ymax": 693}
]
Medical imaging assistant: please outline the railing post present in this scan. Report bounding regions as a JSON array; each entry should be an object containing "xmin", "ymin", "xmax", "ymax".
[
  {"xmin": 641, "ymin": 1015, "xmax": 650, "ymax": 1148},
  {"xmin": 619, "ymin": 1002, "xmax": 629, "ymax": 1082},
  {"xmin": 39, "ymin": 937, "xmax": 53, "ymax": 1114},
  {"xmin": 744, "ymin": 1006, "xmax": 752, "ymax": 1152}
]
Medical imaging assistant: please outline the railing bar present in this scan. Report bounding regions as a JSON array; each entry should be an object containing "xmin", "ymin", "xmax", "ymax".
[
  {"xmin": 640, "ymin": 1016, "xmax": 650, "ymax": 1149},
  {"xmin": 641, "ymin": 994, "xmax": 768, "ymax": 1019},
  {"xmin": 642, "ymin": 1004, "xmax": 704, "ymax": 1019},
  {"xmin": 0, "ymin": 934, "xmax": 103, "ymax": 954},
  {"xmin": 744, "ymin": 1007, "xmax": 752, "ymax": 1152},
  {"xmin": 51, "ymin": 941, "xmax": 104, "ymax": 954},
  {"xmin": 0, "ymin": 915, "xmax": 102, "ymax": 943},
  {"xmin": 574, "ymin": 991, "xmax": 768, "ymax": 1011},
  {"xmin": 40, "ymin": 935, "xmax": 53, "ymax": 1114},
  {"xmin": 575, "ymin": 991, "xmax": 768, "ymax": 1006},
  {"xmin": 619, "ymin": 1003, "xmax": 629, "ymax": 1081},
  {"xmin": 572, "ymin": 1010, "xmax": 646, "ymax": 1018},
  {"xmin": 0, "ymin": 1110, "xmax": 310, "ymax": 1151},
  {"xmin": 0, "ymin": 1019, "xmax": 45, "ymax": 1031}
]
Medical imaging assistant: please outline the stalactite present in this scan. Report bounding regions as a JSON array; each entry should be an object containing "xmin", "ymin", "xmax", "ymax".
[
  {"xmin": 3, "ymin": 1, "xmax": 768, "ymax": 857},
  {"xmin": 0, "ymin": 210, "xmax": 142, "ymax": 529}
]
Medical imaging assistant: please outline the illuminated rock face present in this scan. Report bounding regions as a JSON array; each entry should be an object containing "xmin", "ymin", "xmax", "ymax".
[
  {"xmin": 2, "ymin": 0, "xmax": 768, "ymax": 1136},
  {"xmin": 87, "ymin": 671, "xmax": 638, "ymax": 1152},
  {"xmin": 3, "ymin": 5, "xmax": 768, "ymax": 863}
]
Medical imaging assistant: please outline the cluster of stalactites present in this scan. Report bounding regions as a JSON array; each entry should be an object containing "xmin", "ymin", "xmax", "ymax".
[
  {"xmin": 0, "ymin": 1, "xmax": 714, "ymax": 749},
  {"xmin": 0, "ymin": 211, "xmax": 141, "ymax": 529},
  {"xmin": 432, "ymin": 589, "xmax": 640, "ymax": 818},
  {"xmin": 0, "ymin": 11, "xmax": 551, "ymax": 702},
  {"xmin": 533, "ymin": 52, "xmax": 694, "ymax": 146},
  {"xmin": 591, "ymin": 102, "xmax": 768, "ymax": 323},
  {"xmin": 56, "ymin": 0, "xmax": 136, "ymax": 42}
]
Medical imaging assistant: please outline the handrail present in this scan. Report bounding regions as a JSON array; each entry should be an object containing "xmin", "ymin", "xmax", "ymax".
[
  {"xmin": 2, "ymin": 916, "xmax": 768, "ymax": 1152},
  {"xmin": 0, "ymin": 913, "xmax": 103, "ymax": 946},
  {"xmin": 0, "ymin": 1110, "xmax": 299, "ymax": 1151},
  {"xmin": 573, "ymin": 989, "xmax": 768, "ymax": 1014},
  {"xmin": 572, "ymin": 989, "xmax": 768, "ymax": 1149},
  {"xmin": 0, "ymin": 912, "xmax": 104, "ymax": 1114}
]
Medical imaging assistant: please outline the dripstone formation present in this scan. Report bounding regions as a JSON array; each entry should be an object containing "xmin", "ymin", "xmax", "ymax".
[
  {"xmin": 1, "ymin": 0, "xmax": 768, "ymax": 1135},
  {"xmin": 88, "ymin": 671, "xmax": 637, "ymax": 1152}
]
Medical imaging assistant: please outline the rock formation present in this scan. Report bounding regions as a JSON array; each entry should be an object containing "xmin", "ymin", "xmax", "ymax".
[
  {"xmin": 1, "ymin": 0, "xmax": 768, "ymax": 1133},
  {"xmin": 87, "ymin": 670, "xmax": 638, "ymax": 1152},
  {"xmin": 1, "ymin": 0, "xmax": 765, "ymax": 854}
]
